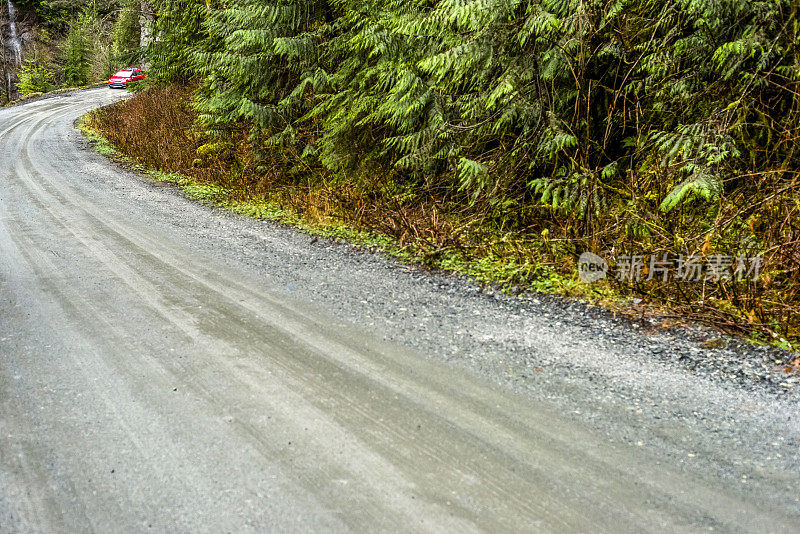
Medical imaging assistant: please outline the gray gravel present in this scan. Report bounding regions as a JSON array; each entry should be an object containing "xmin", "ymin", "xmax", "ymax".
[
  {"xmin": 2, "ymin": 87, "xmax": 799, "ymax": 532},
  {"xmin": 190, "ymin": 211, "xmax": 800, "ymax": 495},
  {"xmin": 95, "ymin": 99, "xmax": 800, "ymax": 513},
  {"xmin": 89, "ymin": 87, "xmax": 800, "ymax": 512}
]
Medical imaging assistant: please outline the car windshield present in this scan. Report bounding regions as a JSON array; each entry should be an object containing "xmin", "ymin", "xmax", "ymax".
[{"xmin": 113, "ymin": 70, "xmax": 133, "ymax": 77}]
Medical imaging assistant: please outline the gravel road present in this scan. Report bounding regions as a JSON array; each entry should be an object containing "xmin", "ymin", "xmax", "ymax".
[{"xmin": 1, "ymin": 88, "xmax": 799, "ymax": 532}]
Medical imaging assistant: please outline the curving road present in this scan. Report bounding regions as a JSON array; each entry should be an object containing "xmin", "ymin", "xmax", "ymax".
[{"xmin": 1, "ymin": 89, "xmax": 799, "ymax": 532}]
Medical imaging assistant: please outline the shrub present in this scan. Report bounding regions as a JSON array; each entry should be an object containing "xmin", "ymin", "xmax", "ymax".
[{"xmin": 17, "ymin": 58, "xmax": 54, "ymax": 95}]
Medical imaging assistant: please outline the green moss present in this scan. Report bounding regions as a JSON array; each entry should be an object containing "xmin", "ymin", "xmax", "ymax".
[
  {"xmin": 77, "ymin": 114, "xmax": 123, "ymax": 157},
  {"xmin": 195, "ymin": 142, "xmax": 234, "ymax": 165}
]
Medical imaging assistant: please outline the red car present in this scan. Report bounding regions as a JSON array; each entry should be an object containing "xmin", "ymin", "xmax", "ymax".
[{"xmin": 108, "ymin": 68, "xmax": 146, "ymax": 88}]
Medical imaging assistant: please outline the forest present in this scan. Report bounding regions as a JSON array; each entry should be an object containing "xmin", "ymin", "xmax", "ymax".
[
  {"xmin": 0, "ymin": 0, "xmax": 142, "ymax": 100},
  {"xmin": 5, "ymin": 0, "xmax": 800, "ymax": 345}
]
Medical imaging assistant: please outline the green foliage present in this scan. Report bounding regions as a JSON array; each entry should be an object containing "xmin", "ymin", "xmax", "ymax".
[
  {"xmin": 659, "ymin": 168, "xmax": 722, "ymax": 212},
  {"xmin": 21, "ymin": 0, "xmax": 121, "ymax": 31},
  {"xmin": 128, "ymin": 0, "xmax": 800, "ymax": 338},
  {"xmin": 16, "ymin": 57, "xmax": 55, "ymax": 95},
  {"xmin": 146, "ymin": 0, "xmax": 210, "ymax": 85},
  {"xmin": 18, "ymin": 2, "xmax": 126, "ymax": 87},
  {"xmin": 62, "ymin": 9, "xmax": 93, "ymax": 86},
  {"xmin": 144, "ymin": 0, "xmax": 794, "ymax": 222},
  {"xmin": 110, "ymin": 0, "xmax": 142, "ymax": 71},
  {"xmin": 191, "ymin": 0, "xmax": 330, "ymax": 143}
]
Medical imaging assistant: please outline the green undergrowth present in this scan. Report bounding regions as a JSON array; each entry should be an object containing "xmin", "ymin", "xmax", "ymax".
[{"xmin": 79, "ymin": 121, "xmax": 118, "ymax": 156}]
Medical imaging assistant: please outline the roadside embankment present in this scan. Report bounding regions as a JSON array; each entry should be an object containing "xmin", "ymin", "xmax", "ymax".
[{"xmin": 84, "ymin": 85, "xmax": 800, "ymax": 351}]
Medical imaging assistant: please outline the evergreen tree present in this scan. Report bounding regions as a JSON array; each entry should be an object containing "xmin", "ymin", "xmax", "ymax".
[
  {"xmin": 191, "ymin": 0, "xmax": 330, "ymax": 141},
  {"xmin": 110, "ymin": 0, "xmax": 142, "ymax": 70},
  {"xmin": 144, "ymin": 0, "xmax": 799, "ymax": 228},
  {"xmin": 62, "ymin": 10, "xmax": 92, "ymax": 85},
  {"xmin": 146, "ymin": 0, "xmax": 210, "ymax": 84}
]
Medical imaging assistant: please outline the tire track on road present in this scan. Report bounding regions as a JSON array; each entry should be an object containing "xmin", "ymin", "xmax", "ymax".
[
  {"xmin": 14, "ymin": 93, "xmax": 785, "ymax": 532},
  {"xmin": 2, "ymin": 89, "xmax": 799, "ymax": 532}
]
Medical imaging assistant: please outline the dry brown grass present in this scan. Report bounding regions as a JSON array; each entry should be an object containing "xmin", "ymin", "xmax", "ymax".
[
  {"xmin": 90, "ymin": 85, "xmax": 219, "ymax": 180},
  {"xmin": 91, "ymin": 86, "xmax": 483, "ymax": 245}
]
